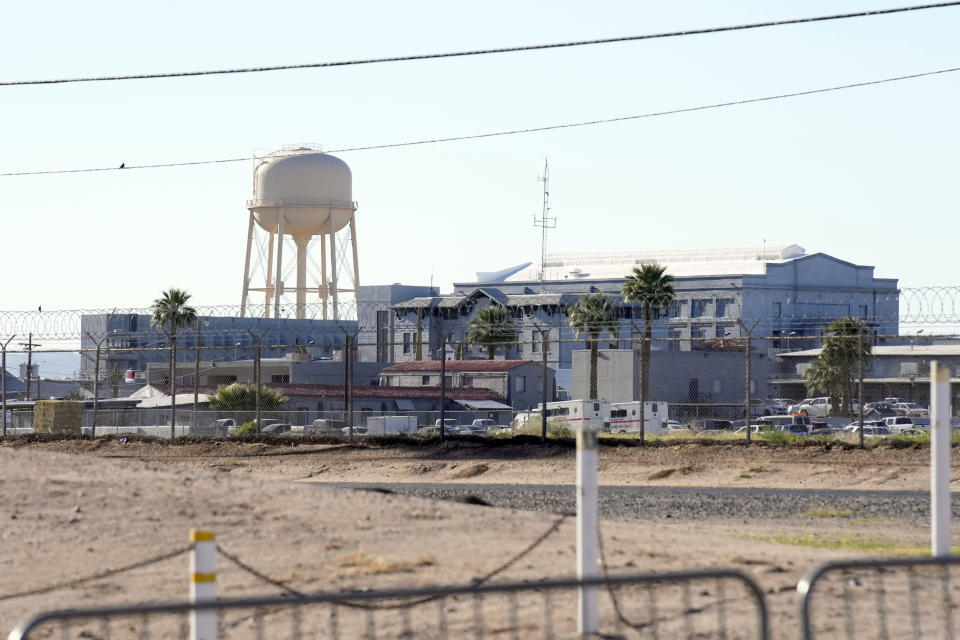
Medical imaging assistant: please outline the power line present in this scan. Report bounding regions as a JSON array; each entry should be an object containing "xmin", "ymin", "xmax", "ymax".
[
  {"xmin": 2, "ymin": 65, "xmax": 957, "ymax": 178},
  {"xmin": 2, "ymin": 2, "xmax": 958, "ymax": 87}
]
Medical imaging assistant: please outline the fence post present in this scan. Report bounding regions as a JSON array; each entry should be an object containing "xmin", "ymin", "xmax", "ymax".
[
  {"xmin": 931, "ymin": 361, "xmax": 952, "ymax": 557},
  {"xmin": 189, "ymin": 529, "xmax": 217, "ymax": 640},
  {"xmin": 247, "ymin": 330, "xmax": 264, "ymax": 435},
  {"xmin": 738, "ymin": 319, "xmax": 759, "ymax": 444},
  {"xmin": 577, "ymin": 428, "xmax": 599, "ymax": 634},
  {"xmin": 440, "ymin": 334, "xmax": 447, "ymax": 442},
  {"xmin": 2, "ymin": 336, "xmax": 13, "ymax": 438}
]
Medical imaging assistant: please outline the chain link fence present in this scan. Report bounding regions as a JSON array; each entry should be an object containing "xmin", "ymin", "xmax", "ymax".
[{"xmin": 2, "ymin": 328, "xmax": 958, "ymax": 441}]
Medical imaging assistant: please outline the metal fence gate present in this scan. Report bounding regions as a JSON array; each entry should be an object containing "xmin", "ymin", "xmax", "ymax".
[
  {"xmin": 798, "ymin": 555, "xmax": 960, "ymax": 640},
  {"xmin": 9, "ymin": 570, "xmax": 769, "ymax": 640}
]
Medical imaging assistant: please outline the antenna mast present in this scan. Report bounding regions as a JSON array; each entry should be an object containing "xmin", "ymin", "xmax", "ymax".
[{"xmin": 533, "ymin": 158, "xmax": 556, "ymax": 293}]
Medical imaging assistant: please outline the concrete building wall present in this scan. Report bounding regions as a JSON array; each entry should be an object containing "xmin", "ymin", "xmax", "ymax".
[
  {"xmin": 571, "ymin": 348, "xmax": 777, "ymax": 405},
  {"xmin": 80, "ymin": 314, "xmax": 357, "ymax": 382}
]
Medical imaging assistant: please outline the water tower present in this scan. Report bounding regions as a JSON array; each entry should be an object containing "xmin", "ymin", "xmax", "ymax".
[{"xmin": 240, "ymin": 147, "xmax": 359, "ymax": 320}]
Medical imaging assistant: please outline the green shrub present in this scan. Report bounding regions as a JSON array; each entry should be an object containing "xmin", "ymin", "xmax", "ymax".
[{"xmin": 236, "ymin": 421, "xmax": 257, "ymax": 437}]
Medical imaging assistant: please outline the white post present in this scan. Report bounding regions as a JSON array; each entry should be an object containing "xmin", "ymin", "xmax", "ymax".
[
  {"xmin": 190, "ymin": 529, "xmax": 217, "ymax": 640},
  {"xmin": 577, "ymin": 429, "xmax": 599, "ymax": 634},
  {"xmin": 931, "ymin": 361, "xmax": 952, "ymax": 557}
]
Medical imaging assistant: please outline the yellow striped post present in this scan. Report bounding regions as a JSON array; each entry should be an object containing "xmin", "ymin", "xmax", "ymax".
[{"xmin": 189, "ymin": 529, "xmax": 217, "ymax": 640}]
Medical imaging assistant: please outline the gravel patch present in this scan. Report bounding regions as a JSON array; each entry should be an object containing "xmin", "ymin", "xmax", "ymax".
[{"xmin": 347, "ymin": 484, "xmax": 959, "ymax": 522}]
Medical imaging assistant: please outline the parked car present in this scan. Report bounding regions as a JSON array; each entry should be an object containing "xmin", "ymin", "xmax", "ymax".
[
  {"xmin": 212, "ymin": 418, "xmax": 236, "ymax": 435},
  {"xmin": 340, "ymin": 425, "xmax": 367, "ymax": 435},
  {"xmin": 756, "ymin": 414, "xmax": 812, "ymax": 433},
  {"xmin": 734, "ymin": 424, "xmax": 776, "ymax": 435},
  {"xmin": 465, "ymin": 418, "xmax": 499, "ymax": 435},
  {"xmin": 863, "ymin": 402, "xmax": 897, "ymax": 418},
  {"xmin": 693, "ymin": 419, "xmax": 733, "ymax": 432},
  {"xmin": 842, "ymin": 424, "xmax": 891, "ymax": 437},
  {"xmin": 262, "ymin": 423, "xmax": 292, "ymax": 434},
  {"xmin": 884, "ymin": 397, "xmax": 908, "ymax": 406},
  {"xmin": 787, "ymin": 397, "xmax": 831, "ymax": 417},
  {"xmin": 892, "ymin": 403, "xmax": 929, "ymax": 418},
  {"xmin": 880, "ymin": 416, "xmax": 917, "ymax": 433},
  {"xmin": 766, "ymin": 399, "xmax": 797, "ymax": 415},
  {"xmin": 434, "ymin": 418, "xmax": 461, "ymax": 432}
]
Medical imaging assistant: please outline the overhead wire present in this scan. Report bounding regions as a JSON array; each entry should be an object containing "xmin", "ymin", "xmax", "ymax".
[
  {"xmin": 2, "ymin": 65, "xmax": 958, "ymax": 178},
  {"xmin": 2, "ymin": 2, "xmax": 958, "ymax": 87}
]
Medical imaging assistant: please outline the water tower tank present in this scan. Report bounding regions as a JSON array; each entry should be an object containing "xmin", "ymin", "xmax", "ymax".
[
  {"xmin": 240, "ymin": 147, "xmax": 360, "ymax": 321},
  {"xmin": 247, "ymin": 148, "xmax": 355, "ymax": 235}
]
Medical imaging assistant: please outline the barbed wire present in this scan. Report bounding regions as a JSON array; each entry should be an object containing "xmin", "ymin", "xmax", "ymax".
[{"xmin": 0, "ymin": 286, "xmax": 958, "ymax": 342}]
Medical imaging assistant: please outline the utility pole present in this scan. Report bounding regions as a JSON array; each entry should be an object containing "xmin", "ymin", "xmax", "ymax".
[
  {"xmin": 340, "ymin": 326, "xmax": 358, "ymax": 439},
  {"xmin": 2, "ymin": 335, "xmax": 14, "ymax": 438},
  {"xmin": 738, "ymin": 319, "xmax": 760, "ymax": 445},
  {"xmin": 533, "ymin": 158, "xmax": 556, "ymax": 294},
  {"xmin": 629, "ymin": 321, "xmax": 647, "ymax": 445},
  {"xmin": 531, "ymin": 320, "xmax": 550, "ymax": 444},
  {"xmin": 85, "ymin": 332, "xmax": 108, "ymax": 439},
  {"xmin": 19, "ymin": 334, "xmax": 37, "ymax": 402},
  {"xmin": 439, "ymin": 334, "xmax": 447, "ymax": 442}
]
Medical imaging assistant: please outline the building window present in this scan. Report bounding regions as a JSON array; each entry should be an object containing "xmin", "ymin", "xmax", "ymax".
[
  {"xmin": 773, "ymin": 302, "xmax": 782, "ymax": 318},
  {"xmin": 514, "ymin": 376, "xmax": 526, "ymax": 392},
  {"xmin": 532, "ymin": 336, "xmax": 540, "ymax": 353},
  {"xmin": 271, "ymin": 374, "xmax": 289, "ymax": 383},
  {"xmin": 691, "ymin": 299, "xmax": 709, "ymax": 318},
  {"xmin": 715, "ymin": 298, "xmax": 734, "ymax": 318},
  {"xmin": 860, "ymin": 304, "xmax": 869, "ymax": 318},
  {"xmin": 670, "ymin": 301, "xmax": 683, "ymax": 318},
  {"xmin": 669, "ymin": 329, "xmax": 682, "ymax": 352},
  {"xmin": 403, "ymin": 333, "xmax": 411, "ymax": 353},
  {"xmin": 421, "ymin": 375, "xmax": 430, "ymax": 385},
  {"xmin": 376, "ymin": 310, "xmax": 390, "ymax": 362}
]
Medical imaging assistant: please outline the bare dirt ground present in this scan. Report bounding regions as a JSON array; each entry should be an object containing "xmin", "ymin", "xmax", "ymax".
[{"xmin": 0, "ymin": 437, "xmax": 949, "ymax": 638}]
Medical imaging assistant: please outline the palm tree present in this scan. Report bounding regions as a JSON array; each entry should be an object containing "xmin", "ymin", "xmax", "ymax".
[
  {"xmin": 805, "ymin": 317, "xmax": 871, "ymax": 416},
  {"xmin": 466, "ymin": 306, "xmax": 518, "ymax": 360},
  {"xmin": 622, "ymin": 264, "xmax": 675, "ymax": 403},
  {"xmin": 568, "ymin": 292, "xmax": 619, "ymax": 400},
  {"xmin": 150, "ymin": 288, "xmax": 197, "ymax": 438}
]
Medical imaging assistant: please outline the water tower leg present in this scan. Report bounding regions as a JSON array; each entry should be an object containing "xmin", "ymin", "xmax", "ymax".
[
  {"xmin": 264, "ymin": 230, "xmax": 276, "ymax": 318},
  {"xmin": 240, "ymin": 213, "xmax": 255, "ymax": 318},
  {"xmin": 294, "ymin": 235, "xmax": 309, "ymax": 320},
  {"xmin": 329, "ymin": 215, "xmax": 339, "ymax": 321},
  {"xmin": 350, "ymin": 216, "xmax": 360, "ymax": 296},
  {"xmin": 274, "ymin": 209, "xmax": 285, "ymax": 319},
  {"xmin": 320, "ymin": 237, "xmax": 329, "ymax": 320}
]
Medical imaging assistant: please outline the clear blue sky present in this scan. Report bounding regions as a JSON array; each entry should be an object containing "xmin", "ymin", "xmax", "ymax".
[{"xmin": 2, "ymin": 1, "xmax": 957, "ymax": 312}]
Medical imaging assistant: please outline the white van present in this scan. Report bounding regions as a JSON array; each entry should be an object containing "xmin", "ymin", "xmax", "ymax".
[{"xmin": 608, "ymin": 401, "xmax": 668, "ymax": 435}]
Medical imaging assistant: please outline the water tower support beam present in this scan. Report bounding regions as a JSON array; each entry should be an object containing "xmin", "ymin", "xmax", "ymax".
[
  {"xmin": 240, "ymin": 212, "xmax": 255, "ymax": 318},
  {"xmin": 321, "ymin": 233, "xmax": 328, "ymax": 320},
  {"xmin": 329, "ymin": 215, "xmax": 339, "ymax": 321},
  {"xmin": 264, "ymin": 230, "xmax": 276, "ymax": 318},
  {"xmin": 294, "ymin": 235, "xmax": 309, "ymax": 320},
  {"xmin": 350, "ymin": 216, "xmax": 360, "ymax": 296},
  {"xmin": 274, "ymin": 209, "xmax": 285, "ymax": 319}
]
